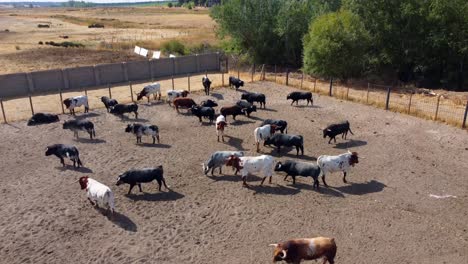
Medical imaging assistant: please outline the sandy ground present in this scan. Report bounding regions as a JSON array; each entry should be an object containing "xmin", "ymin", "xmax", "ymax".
[{"xmin": 0, "ymin": 81, "xmax": 467, "ymax": 263}]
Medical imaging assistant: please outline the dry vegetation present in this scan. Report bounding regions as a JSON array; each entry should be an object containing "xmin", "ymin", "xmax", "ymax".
[{"xmin": 0, "ymin": 6, "xmax": 217, "ymax": 74}]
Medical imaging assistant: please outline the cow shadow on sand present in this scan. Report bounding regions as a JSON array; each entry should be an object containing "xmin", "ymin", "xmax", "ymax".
[
  {"xmin": 207, "ymin": 173, "xmax": 261, "ymax": 183},
  {"xmin": 333, "ymin": 140, "xmax": 367, "ymax": 149},
  {"xmin": 138, "ymin": 143, "xmax": 171, "ymax": 148},
  {"xmin": 74, "ymin": 112, "xmax": 100, "ymax": 119},
  {"xmin": 229, "ymin": 120, "xmax": 255, "ymax": 126},
  {"xmin": 210, "ymin": 93, "xmax": 224, "ymax": 100},
  {"xmin": 117, "ymin": 116, "xmax": 149, "ymax": 123},
  {"xmin": 125, "ymin": 189, "xmax": 184, "ymax": 202},
  {"xmin": 94, "ymin": 208, "xmax": 137, "ymax": 232},
  {"xmin": 330, "ymin": 180, "xmax": 386, "ymax": 195},
  {"xmin": 223, "ymin": 135, "xmax": 245, "ymax": 151},
  {"xmin": 288, "ymin": 182, "xmax": 345, "ymax": 198},
  {"xmin": 248, "ymin": 183, "xmax": 301, "ymax": 196},
  {"xmin": 261, "ymin": 108, "xmax": 277, "ymax": 112},
  {"xmin": 292, "ymin": 104, "xmax": 321, "ymax": 109},
  {"xmin": 263, "ymin": 146, "xmax": 316, "ymax": 161},
  {"xmin": 56, "ymin": 165, "xmax": 93, "ymax": 173},
  {"xmin": 247, "ymin": 115, "xmax": 264, "ymax": 121},
  {"xmin": 74, "ymin": 138, "xmax": 106, "ymax": 144}
]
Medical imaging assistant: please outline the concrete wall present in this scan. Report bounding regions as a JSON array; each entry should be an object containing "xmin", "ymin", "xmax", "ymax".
[
  {"xmin": 0, "ymin": 73, "xmax": 29, "ymax": 98},
  {"xmin": 65, "ymin": 66, "xmax": 96, "ymax": 90},
  {"xmin": 31, "ymin": 69, "xmax": 64, "ymax": 94},
  {"xmin": 0, "ymin": 53, "xmax": 220, "ymax": 99},
  {"xmin": 96, "ymin": 63, "xmax": 125, "ymax": 85},
  {"xmin": 127, "ymin": 61, "xmax": 151, "ymax": 81}
]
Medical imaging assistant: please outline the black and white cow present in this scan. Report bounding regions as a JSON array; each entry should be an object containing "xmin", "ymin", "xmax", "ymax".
[
  {"xmin": 63, "ymin": 119, "xmax": 96, "ymax": 139},
  {"xmin": 260, "ymin": 119, "xmax": 288, "ymax": 134},
  {"xmin": 100, "ymin": 96, "xmax": 118, "ymax": 112},
  {"xmin": 45, "ymin": 144, "xmax": 83, "ymax": 168},
  {"xmin": 125, "ymin": 123, "xmax": 159, "ymax": 144},
  {"xmin": 202, "ymin": 75, "xmax": 212, "ymax": 95},
  {"xmin": 63, "ymin": 95, "xmax": 89, "ymax": 115}
]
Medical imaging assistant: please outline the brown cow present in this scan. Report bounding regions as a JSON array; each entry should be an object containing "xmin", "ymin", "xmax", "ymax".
[
  {"xmin": 173, "ymin": 98, "xmax": 196, "ymax": 113},
  {"xmin": 270, "ymin": 237, "xmax": 337, "ymax": 264}
]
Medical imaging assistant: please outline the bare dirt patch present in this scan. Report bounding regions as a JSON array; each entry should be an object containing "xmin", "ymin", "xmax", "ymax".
[{"xmin": 0, "ymin": 82, "xmax": 467, "ymax": 263}]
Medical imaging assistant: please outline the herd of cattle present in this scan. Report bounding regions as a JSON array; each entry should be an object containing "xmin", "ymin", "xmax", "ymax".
[{"xmin": 26, "ymin": 75, "xmax": 361, "ymax": 263}]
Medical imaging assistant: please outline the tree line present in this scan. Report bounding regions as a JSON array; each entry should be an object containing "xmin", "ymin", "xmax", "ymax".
[{"xmin": 211, "ymin": 0, "xmax": 467, "ymax": 90}]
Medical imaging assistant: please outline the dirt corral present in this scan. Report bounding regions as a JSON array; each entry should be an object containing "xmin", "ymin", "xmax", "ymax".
[{"xmin": 0, "ymin": 82, "xmax": 467, "ymax": 264}]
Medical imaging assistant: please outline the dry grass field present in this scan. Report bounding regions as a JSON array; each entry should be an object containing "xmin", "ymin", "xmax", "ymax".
[
  {"xmin": 0, "ymin": 6, "xmax": 216, "ymax": 74},
  {"xmin": 0, "ymin": 82, "xmax": 467, "ymax": 264}
]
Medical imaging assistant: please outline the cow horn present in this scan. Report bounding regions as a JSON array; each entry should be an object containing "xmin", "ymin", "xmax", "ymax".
[
  {"xmin": 269, "ymin": 244, "xmax": 278, "ymax": 247},
  {"xmin": 71, "ymin": 179, "xmax": 80, "ymax": 184},
  {"xmin": 280, "ymin": 250, "xmax": 287, "ymax": 259},
  {"xmin": 327, "ymin": 129, "xmax": 332, "ymax": 132}
]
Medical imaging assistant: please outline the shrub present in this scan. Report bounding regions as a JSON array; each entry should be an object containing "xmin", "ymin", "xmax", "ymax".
[
  {"xmin": 167, "ymin": 2, "xmax": 173, "ymax": 8},
  {"xmin": 160, "ymin": 40, "xmax": 186, "ymax": 56}
]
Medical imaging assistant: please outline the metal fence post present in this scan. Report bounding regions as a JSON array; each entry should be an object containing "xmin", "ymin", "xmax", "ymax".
[
  {"xmin": 28, "ymin": 95, "xmax": 34, "ymax": 115},
  {"xmin": 434, "ymin": 95, "xmax": 441, "ymax": 120},
  {"xmin": 0, "ymin": 99, "xmax": 7, "ymax": 123},
  {"xmin": 385, "ymin": 86, "xmax": 391, "ymax": 110},
  {"xmin": 462, "ymin": 100, "xmax": 468, "ymax": 128},
  {"xmin": 129, "ymin": 81, "xmax": 134, "ymax": 102},
  {"xmin": 286, "ymin": 69, "xmax": 289, "ymax": 86},
  {"xmin": 366, "ymin": 83, "xmax": 370, "ymax": 104},
  {"xmin": 408, "ymin": 93, "xmax": 413, "ymax": 114},
  {"xmin": 222, "ymin": 71, "xmax": 225, "ymax": 86},
  {"xmin": 329, "ymin": 78, "xmax": 333, "ymax": 96},
  {"xmin": 108, "ymin": 84, "xmax": 112, "ymax": 98}
]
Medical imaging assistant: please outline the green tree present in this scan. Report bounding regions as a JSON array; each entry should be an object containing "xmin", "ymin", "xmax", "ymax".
[{"xmin": 303, "ymin": 10, "xmax": 369, "ymax": 81}]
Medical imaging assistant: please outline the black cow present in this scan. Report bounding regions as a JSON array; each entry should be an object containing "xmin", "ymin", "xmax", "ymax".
[
  {"xmin": 274, "ymin": 160, "xmax": 321, "ymax": 188},
  {"xmin": 260, "ymin": 119, "xmax": 288, "ymax": 134},
  {"xmin": 202, "ymin": 75, "xmax": 212, "ymax": 95},
  {"xmin": 229, "ymin": 76, "xmax": 244, "ymax": 90},
  {"xmin": 63, "ymin": 119, "xmax": 96, "ymax": 139},
  {"xmin": 220, "ymin": 105, "xmax": 246, "ymax": 121},
  {"xmin": 191, "ymin": 105, "xmax": 215, "ymax": 123},
  {"xmin": 241, "ymin": 92, "xmax": 266, "ymax": 108},
  {"xmin": 116, "ymin": 166, "xmax": 169, "ymax": 194},
  {"xmin": 100, "ymin": 96, "xmax": 118, "ymax": 112},
  {"xmin": 110, "ymin": 103, "xmax": 139, "ymax": 119},
  {"xmin": 27, "ymin": 113, "xmax": 59, "ymax": 126},
  {"xmin": 287, "ymin": 91, "xmax": 313, "ymax": 106},
  {"xmin": 323, "ymin": 121, "xmax": 354, "ymax": 144},
  {"xmin": 264, "ymin": 134, "xmax": 304, "ymax": 156},
  {"xmin": 200, "ymin": 99, "xmax": 218, "ymax": 108},
  {"xmin": 45, "ymin": 144, "xmax": 83, "ymax": 168},
  {"xmin": 236, "ymin": 100, "xmax": 257, "ymax": 117}
]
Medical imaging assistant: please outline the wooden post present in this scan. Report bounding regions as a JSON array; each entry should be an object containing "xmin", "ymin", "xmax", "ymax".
[
  {"xmin": 286, "ymin": 69, "xmax": 289, "ymax": 86},
  {"xmin": 385, "ymin": 86, "xmax": 391, "ymax": 110},
  {"xmin": 0, "ymin": 99, "xmax": 6, "ymax": 124},
  {"xmin": 171, "ymin": 75, "xmax": 175, "ymax": 89},
  {"xmin": 108, "ymin": 84, "xmax": 112, "ymax": 98},
  {"xmin": 462, "ymin": 100, "xmax": 468, "ymax": 128},
  {"xmin": 260, "ymin": 64, "xmax": 265, "ymax": 81},
  {"xmin": 366, "ymin": 83, "xmax": 370, "ymax": 104},
  {"xmin": 58, "ymin": 89, "xmax": 65, "ymax": 114},
  {"xmin": 28, "ymin": 95, "xmax": 34, "ymax": 115},
  {"xmin": 222, "ymin": 72, "xmax": 225, "ymax": 86},
  {"xmin": 84, "ymin": 87, "xmax": 88, "ymax": 97},
  {"xmin": 251, "ymin": 63, "xmax": 255, "ymax": 82},
  {"xmin": 129, "ymin": 81, "xmax": 134, "ymax": 102},
  {"xmin": 301, "ymin": 72, "xmax": 304, "ymax": 89},
  {"xmin": 226, "ymin": 57, "xmax": 229, "ymax": 74},
  {"xmin": 346, "ymin": 86, "xmax": 350, "ymax": 100},
  {"xmin": 274, "ymin": 65, "xmax": 277, "ymax": 83},
  {"xmin": 237, "ymin": 65, "xmax": 240, "ymax": 79},
  {"xmin": 434, "ymin": 95, "xmax": 442, "ymax": 120},
  {"xmin": 188, "ymin": 74, "xmax": 191, "ymax": 92},
  {"xmin": 408, "ymin": 93, "xmax": 413, "ymax": 114},
  {"xmin": 329, "ymin": 78, "xmax": 333, "ymax": 96},
  {"xmin": 314, "ymin": 78, "xmax": 317, "ymax": 92}
]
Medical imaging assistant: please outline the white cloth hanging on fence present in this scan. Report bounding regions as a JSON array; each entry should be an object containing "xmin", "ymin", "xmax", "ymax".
[
  {"xmin": 169, "ymin": 54, "xmax": 176, "ymax": 58},
  {"xmin": 134, "ymin": 46, "xmax": 141, "ymax": 55},
  {"xmin": 139, "ymin": 48, "xmax": 148, "ymax": 57},
  {"xmin": 152, "ymin": 51, "xmax": 161, "ymax": 59}
]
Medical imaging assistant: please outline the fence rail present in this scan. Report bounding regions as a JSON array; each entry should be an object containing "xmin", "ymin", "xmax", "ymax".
[{"xmin": 229, "ymin": 64, "xmax": 468, "ymax": 130}]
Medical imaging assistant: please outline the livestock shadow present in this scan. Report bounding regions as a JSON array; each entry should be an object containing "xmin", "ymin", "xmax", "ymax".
[
  {"xmin": 229, "ymin": 120, "xmax": 255, "ymax": 126},
  {"xmin": 290, "ymin": 182, "xmax": 345, "ymax": 198},
  {"xmin": 56, "ymin": 165, "xmax": 93, "ymax": 173},
  {"xmin": 333, "ymin": 140, "xmax": 367, "ymax": 149},
  {"xmin": 293, "ymin": 105, "xmax": 321, "ymax": 109},
  {"xmin": 74, "ymin": 138, "xmax": 106, "ymax": 144},
  {"xmin": 138, "ymin": 143, "xmax": 171, "ymax": 148},
  {"xmin": 95, "ymin": 208, "xmax": 137, "ymax": 232},
  {"xmin": 117, "ymin": 116, "xmax": 149, "ymax": 123},
  {"xmin": 331, "ymin": 180, "xmax": 386, "ymax": 195},
  {"xmin": 75, "ymin": 112, "xmax": 100, "ymax": 119},
  {"xmin": 224, "ymin": 135, "xmax": 245, "ymax": 151},
  {"xmin": 261, "ymin": 108, "xmax": 277, "ymax": 112},
  {"xmin": 125, "ymin": 190, "xmax": 184, "ymax": 202},
  {"xmin": 248, "ymin": 184, "xmax": 301, "ymax": 196},
  {"xmin": 264, "ymin": 146, "xmax": 309, "ymax": 159},
  {"xmin": 247, "ymin": 115, "xmax": 264, "ymax": 121},
  {"xmin": 210, "ymin": 93, "xmax": 224, "ymax": 100},
  {"xmin": 235, "ymin": 88, "xmax": 248, "ymax": 93},
  {"xmin": 207, "ymin": 174, "xmax": 262, "ymax": 183}
]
